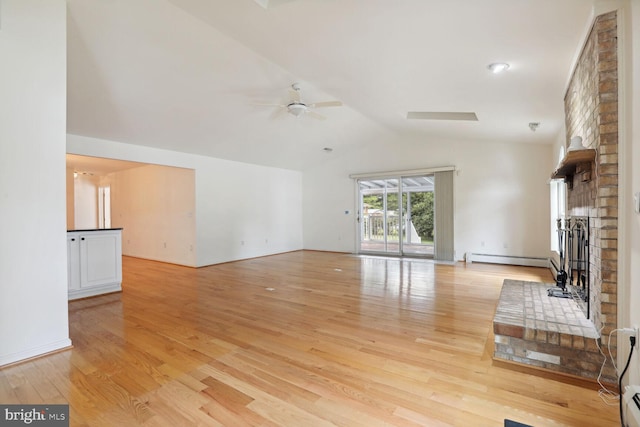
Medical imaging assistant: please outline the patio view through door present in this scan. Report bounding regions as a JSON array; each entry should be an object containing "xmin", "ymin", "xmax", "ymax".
[{"xmin": 358, "ymin": 175, "xmax": 434, "ymax": 257}]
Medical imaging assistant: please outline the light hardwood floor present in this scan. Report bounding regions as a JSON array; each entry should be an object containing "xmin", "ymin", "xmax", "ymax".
[{"xmin": 0, "ymin": 251, "xmax": 618, "ymax": 426}]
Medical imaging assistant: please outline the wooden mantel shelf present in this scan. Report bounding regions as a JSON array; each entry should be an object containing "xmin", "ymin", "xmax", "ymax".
[{"xmin": 550, "ymin": 148, "xmax": 597, "ymax": 181}]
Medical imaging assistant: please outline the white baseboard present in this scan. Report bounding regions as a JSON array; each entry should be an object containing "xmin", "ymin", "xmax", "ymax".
[
  {"xmin": 466, "ymin": 253, "xmax": 549, "ymax": 268},
  {"xmin": 68, "ymin": 283, "xmax": 122, "ymax": 300},
  {"xmin": 0, "ymin": 338, "xmax": 73, "ymax": 367}
]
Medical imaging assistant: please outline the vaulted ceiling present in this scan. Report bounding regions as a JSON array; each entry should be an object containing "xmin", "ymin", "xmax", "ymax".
[{"xmin": 66, "ymin": 0, "xmax": 596, "ymax": 171}]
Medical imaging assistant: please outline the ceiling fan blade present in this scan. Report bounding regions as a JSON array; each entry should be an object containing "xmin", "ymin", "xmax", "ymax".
[
  {"xmin": 269, "ymin": 106, "xmax": 288, "ymax": 120},
  {"xmin": 253, "ymin": 0, "xmax": 297, "ymax": 9},
  {"xmin": 253, "ymin": 0, "xmax": 269, "ymax": 8},
  {"xmin": 308, "ymin": 101, "xmax": 342, "ymax": 108},
  {"xmin": 289, "ymin": 88, "xmax": 300, "ymax": 103},
  {"xmin": 406, "ymin": 111, "xmax": 478, "ymax": 121},
  {"xmin": 251, "ymin": 102, "xmax": 286, "ymax": 107},
  {"xmin": 306, "ymin": 110, "xmax": 326, "ymax": 120}
]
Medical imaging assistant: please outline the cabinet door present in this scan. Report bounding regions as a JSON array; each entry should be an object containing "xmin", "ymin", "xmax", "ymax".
[
  {"xmin": 67, "ymin": 235, "xmax": 80, "ymax": 290},
  {"xmin": 79, "ymin": 232, "xmax": 122, "ymax": 288}
]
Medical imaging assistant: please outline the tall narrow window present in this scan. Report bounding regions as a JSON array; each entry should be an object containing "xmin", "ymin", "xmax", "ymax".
[{"xmin": 550, "ymin": 147, "xmax": 566, "ymax": 252}]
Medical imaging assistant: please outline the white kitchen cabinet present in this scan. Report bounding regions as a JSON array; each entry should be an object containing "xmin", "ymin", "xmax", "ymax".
[
  {"xmin": 67, "ymin": 229, "xmax": 122, "ymax": 300},
  {"xmin": 67, "ymin": 234, "xmax": 81, "ymax": 292}
]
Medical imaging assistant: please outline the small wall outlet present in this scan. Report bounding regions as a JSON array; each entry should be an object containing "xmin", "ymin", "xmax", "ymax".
[{"xmin": 621, "ymin": 326, "xmax": 639, "ymax": 346}]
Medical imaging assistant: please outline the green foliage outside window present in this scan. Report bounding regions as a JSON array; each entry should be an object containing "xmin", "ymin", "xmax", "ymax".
[{"xmin": 362, "ymin": 192, "xmax": 433, "ymax": 242}]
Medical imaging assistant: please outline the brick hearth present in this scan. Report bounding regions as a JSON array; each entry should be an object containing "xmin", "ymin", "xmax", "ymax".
[{"xmin": 493, "ymin": 280, "xmax": 615, "ymax": 383}]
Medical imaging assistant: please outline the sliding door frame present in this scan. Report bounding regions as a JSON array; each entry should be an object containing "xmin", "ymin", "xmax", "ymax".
[{"xmin": 352, "ymin": 166, "xmax": 455, "ymax": 260}]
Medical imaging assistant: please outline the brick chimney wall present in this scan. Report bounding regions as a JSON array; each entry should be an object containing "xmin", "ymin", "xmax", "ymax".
[{"xmin": 563, "ymin": 11, "xmax": 618, "ymax": 342}]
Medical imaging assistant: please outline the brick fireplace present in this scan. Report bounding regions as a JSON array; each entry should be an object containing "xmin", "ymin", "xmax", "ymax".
[
  {"xmin": 564, "ymin": 10, "xmax": 619, "ymax": 343},
  {"xmin": 494, "ymin": 10, "xmax": 619, "ymax": 382}
]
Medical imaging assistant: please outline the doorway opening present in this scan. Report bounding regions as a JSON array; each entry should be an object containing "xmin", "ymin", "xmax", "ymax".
[{"xmin": 98, "ymin": 186, "xmax": 111, "ymax": 229}]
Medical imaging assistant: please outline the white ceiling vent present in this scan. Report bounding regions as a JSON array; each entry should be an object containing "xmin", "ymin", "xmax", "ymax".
[{"xmin": 407, "ymin": 112, "xmax": 478, "ymax": 121}]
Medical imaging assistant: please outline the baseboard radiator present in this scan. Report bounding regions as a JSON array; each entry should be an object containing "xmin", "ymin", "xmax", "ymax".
[{"xmin": 466, "ymin": 253, "xmax": 549, "ymax": 268}]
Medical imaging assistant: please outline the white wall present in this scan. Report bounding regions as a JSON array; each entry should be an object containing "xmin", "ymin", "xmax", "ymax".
[
  {"xmin": 0, "ymin": 0, "xmax": 71, "ymax": 365},
  {"xmin": 67, "ymin": 134, "xmax": 303, "ymax": 267},
  {"xmin": 622, "ymin": 0, "xmax": 640, "ymax": 385},
  {"xmin": 303, "ymin": 137, "xmax": 552, "ymax": 260},
  {"xmin": 196, "ymin": 159, "xmax": 303, "ymax": 264},
  {"xmin": 107, "ymin": 165, "xmax": 197, "ymax": 266}
]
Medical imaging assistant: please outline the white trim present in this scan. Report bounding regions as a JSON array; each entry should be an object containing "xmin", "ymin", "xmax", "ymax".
[
  {"xmin": 467, "ymin": 253, "xmax": 550, "ymax": 268},
  {"xmin": 616, "ymin": 4, "xmax": 630, "ymax": 365},
  {"xmin": 68, "ymin": 285, "xmax": 122, "ymax": 300},
  {"xmin": 349, "ymin": 166, "xmax": 455, "ymax": 180},
  {"xmin": 0, "ymin": 339, "xmax": 72, "ymax": 367}
]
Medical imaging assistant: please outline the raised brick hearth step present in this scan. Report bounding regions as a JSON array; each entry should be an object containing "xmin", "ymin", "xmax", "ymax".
[{"xmin": 493, "ymin": 280, "xmax": 614, "ymax": 382}]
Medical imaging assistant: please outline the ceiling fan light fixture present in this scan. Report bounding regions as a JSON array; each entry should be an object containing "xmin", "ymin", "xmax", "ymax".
[
  {"xmin": 487, "ymin": 62, "xmax": 510, "ymax": 73},
  {"xmin": 287, "ymin": 103, "xmax": 307, "ymax": 117}
]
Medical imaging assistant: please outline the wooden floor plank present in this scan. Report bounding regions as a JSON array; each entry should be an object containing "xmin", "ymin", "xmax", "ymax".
[{"xmin": 0, "ymin": 251, "xmax": 619, "ymax": 426}]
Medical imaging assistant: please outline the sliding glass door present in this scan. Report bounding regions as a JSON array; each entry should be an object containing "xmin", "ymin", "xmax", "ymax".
[
  {"xmin": 359, "ymin": 179, "xmax": 401, "ymax": 255},
  {"xmin": 401, "ymin": 176, "xmax": 434, "ymax": 256},
  {"xmin": 358, "ymin": 175, "xmax": 434, "ymax": 257}
]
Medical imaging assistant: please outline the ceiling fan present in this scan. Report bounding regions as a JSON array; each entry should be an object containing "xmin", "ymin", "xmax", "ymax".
[{"xmin": 254, "ymin": 83, "xmax": 343, "ymax": 120}]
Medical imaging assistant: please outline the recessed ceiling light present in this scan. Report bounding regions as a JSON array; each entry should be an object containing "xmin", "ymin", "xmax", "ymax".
[{"xmin": 487, "ymin": 63, "xmax": 510, "ymax": 73}]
